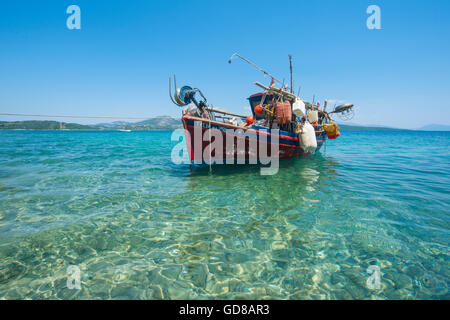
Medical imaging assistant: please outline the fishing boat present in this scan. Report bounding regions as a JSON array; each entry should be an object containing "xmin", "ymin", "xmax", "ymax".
[{"xmin": 169, "ymin": 54, "xmax": 354, "ymax": 166}]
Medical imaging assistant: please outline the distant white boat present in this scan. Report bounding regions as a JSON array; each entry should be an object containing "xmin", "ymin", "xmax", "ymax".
[{"xmin": 118, "ymin": 129, "xmax": 131, "ymax": 132}]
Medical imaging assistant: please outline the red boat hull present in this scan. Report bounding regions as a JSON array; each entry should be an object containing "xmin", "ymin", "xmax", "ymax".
[{"xmin": 181, "ymin": 115, "xmax": 324, "ymax": 165}]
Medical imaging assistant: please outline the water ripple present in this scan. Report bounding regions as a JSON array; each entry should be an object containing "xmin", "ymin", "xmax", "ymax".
[{"xmin": 0, "ymin": 130, "xmax": 448, "ymax": 299}]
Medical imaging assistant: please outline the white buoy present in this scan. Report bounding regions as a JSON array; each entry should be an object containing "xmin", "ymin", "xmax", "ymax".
[
  {"xmin": 307, "ymin": 110, "xmax": 319, "ymax": 123},
  {"xmin": 292, "ymin": 98, "xmax": 306, "ymax": 117},
  {"xmin": 300, "ymin": 122, "xmax": 317, "ymax": 154}
]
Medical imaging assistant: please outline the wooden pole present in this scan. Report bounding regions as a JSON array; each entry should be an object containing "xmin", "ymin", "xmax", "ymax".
[
  {"xmin": 205, "ymin": 107, "xmax": 247, "ymax": 118},
  {"xmin": 254, "ymin": 81, "xmax": 297, "ymax": 101},
  {"xmin": 289, "ymin": 55, "xmax": 293, "ymax": 94}
]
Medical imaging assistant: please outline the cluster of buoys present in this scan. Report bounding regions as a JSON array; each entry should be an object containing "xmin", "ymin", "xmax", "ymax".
[
  {"xmin": 253, "ymin": 102, "xmax": 292, "ymax": 125},
  {"xmin": 323, "ymin": 123, "xmax": 340, "ymax": 139}
]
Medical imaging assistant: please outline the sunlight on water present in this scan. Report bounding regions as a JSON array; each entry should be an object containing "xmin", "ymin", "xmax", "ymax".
[{"xmin": 0, "ymin": 130, "xmax": 448, "ymax": 299}]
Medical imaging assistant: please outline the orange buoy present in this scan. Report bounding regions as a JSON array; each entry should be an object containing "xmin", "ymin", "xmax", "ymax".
[
  {"xmin": 254, "ymin": 105, "xmax": 264, "ymax": 116},
  {"xmin": 246, "ymin": 116, "xmax": 254, "ymax": 125}
]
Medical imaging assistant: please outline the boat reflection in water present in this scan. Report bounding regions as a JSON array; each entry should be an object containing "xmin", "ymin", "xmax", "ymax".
[{"xmin": 183, "ymin": 155, "xmax": 341, "ymax": 218}]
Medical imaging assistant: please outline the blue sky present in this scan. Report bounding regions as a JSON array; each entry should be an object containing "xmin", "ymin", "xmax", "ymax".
[{"xmin": 0, "ymin": 0, "xmax": 449, "ymax": 128}]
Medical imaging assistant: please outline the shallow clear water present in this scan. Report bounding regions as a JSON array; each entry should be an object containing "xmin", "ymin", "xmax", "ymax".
[{"xmin": 0, "ymin": 130, "xmax": 448, "ymax": 299}]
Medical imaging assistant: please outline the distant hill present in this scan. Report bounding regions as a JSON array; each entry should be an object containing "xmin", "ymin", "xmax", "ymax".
[
  {"xmin": 417, "ymin": 124, "xmax": 450, "ymax": 131},
  {"xmin": 95, "ymin": 121, "xmax": 133, "ymax": 128},
  {"xmin": 0, "ymin": 120, "xmax": 99, "ymax": 130},
  {"xmin": 94, "ymin": 116, "xmax": 182, "ymax": 130},
  {"xmin": 0, "ymin": 117, "xmax": 182, "ymax": 131},
  {"xmin": 128, "ymin": 116, "xmax": 182, "ymax": 130}
]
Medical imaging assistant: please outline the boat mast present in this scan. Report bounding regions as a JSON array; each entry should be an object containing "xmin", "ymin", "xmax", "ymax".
[{"xmin": 289, "ymin": 55, "xmax": 293, "ymax": 94}]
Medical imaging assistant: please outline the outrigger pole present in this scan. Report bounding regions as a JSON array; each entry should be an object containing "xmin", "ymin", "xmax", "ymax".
[{"xmin": 228, "ymin": 53, "xmax": 284, "ymax": 87}]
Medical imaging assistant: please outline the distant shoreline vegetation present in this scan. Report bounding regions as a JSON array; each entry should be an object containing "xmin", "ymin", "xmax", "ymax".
[
  {"xmin": 0, "ymin": 117, "xmax": 182, "ymax": 131},
  {"xmin": 0, "ymin": 118, "xmax": 448, "ymax": 131}
]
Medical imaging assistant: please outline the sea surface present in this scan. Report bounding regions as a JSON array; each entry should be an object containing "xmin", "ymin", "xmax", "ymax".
[{"xmin": 0, "ymin": 130, "xmax": 448, "ymax": 299}]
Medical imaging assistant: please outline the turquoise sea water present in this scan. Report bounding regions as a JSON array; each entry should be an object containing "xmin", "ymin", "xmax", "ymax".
[{"xmin": 0, "ymin": 130, "xmax": 448, "ymax": 299}]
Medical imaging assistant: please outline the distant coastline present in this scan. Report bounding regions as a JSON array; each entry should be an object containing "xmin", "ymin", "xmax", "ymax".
[
  {"xmin": 0, "ymin": 118, "xmax": 448, "ymax": 131},
  {"xmin": 0, "ymin": 117, "xmax": 182, "ymax": 131}
]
